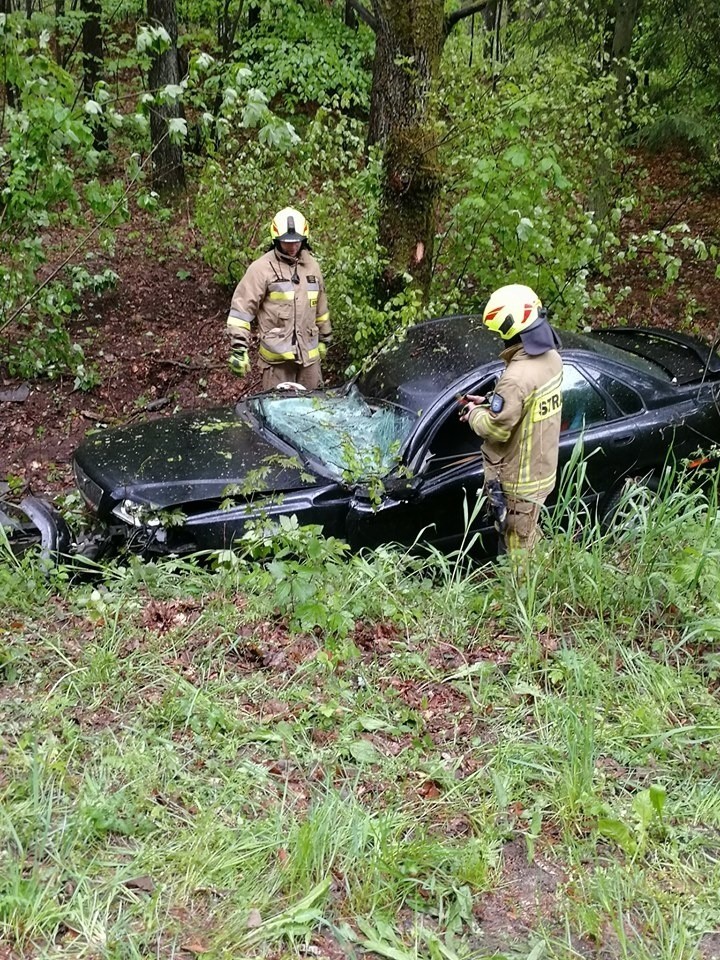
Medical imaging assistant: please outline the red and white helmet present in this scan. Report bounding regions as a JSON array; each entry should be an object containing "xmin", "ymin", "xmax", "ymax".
[{"xmin": 482, "ymin": 284, "xmax": 543, "ymax": 339}]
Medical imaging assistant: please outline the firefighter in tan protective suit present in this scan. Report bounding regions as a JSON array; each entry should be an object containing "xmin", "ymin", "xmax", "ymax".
[
  {"xmin": 226, "ymin": 207, "xmax": 331, "ymax": 391},
  {"xmin": 461, "ymin": 284, "xmax": 563, "ymax": 553}
]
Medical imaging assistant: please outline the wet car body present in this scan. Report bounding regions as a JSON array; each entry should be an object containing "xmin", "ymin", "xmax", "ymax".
[{"xmin": 68, "ymin": 314, "xmax": 720, "ymax": 558}]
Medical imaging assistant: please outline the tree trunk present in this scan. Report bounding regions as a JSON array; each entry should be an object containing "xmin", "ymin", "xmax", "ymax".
[
  {"xmin": 610, "ymin": 0, "xmax": 641, "ymax": 107},
  {"xmin": 218, "ymin": 0, "xmax": 245, "ymax": 59},
  {"xmin": 1, "ymin": 0, "xmax": 18, "ymax": 109},
  {"xmin": 147, "ymin": 0, "xmax": 185, "ymax": 192},
  {"xmin": 592, "ymin": 0, "xmax": 641, "ymax": 222},
  {"xmin": 51, "ymin": 0, "xmax": 65, "ymax": 61},
  {"xmin": 368, "ymin": 1, "xmax": 445, "ymax": 299},
  {"xmin": 82, "ymin": 0, "xmax": 107, "ymax": 149}
]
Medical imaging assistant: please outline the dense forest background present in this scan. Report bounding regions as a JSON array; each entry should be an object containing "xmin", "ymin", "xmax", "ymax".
[{"xmin": 1, "ymin": 0, "xmax": 720, "ymax": 487}]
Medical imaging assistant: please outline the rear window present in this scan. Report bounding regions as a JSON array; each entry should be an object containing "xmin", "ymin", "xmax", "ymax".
[
  {"xmin": 357, "ymin": 315, "xmax": 498, "ymax": 409},
  {"xmin": 590, "ymin": 330, "xmax": 705, "ymax": 383}
]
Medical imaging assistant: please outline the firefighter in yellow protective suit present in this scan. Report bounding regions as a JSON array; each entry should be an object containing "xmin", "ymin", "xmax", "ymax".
[
  {"xmin": 461, "ymin": 284, "xmax": 563, "ymax": 553},
  {"xmin": 226, "ymin": 207, "xmax": 331, "ymax": 391}
]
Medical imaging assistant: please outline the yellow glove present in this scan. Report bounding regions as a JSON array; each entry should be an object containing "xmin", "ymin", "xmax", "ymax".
[
  {"xmin": 318, "ymin": 341, "xmax": 328, "ymax": 361},
  {"xmin": 229, "ymin": 347, "xmax": 250, "ymax": 376}
]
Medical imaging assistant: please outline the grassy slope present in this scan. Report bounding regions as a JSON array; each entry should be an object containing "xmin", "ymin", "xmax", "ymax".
[{"xmin": 2, "ymin": 479, "xmax": 720, "ymax": 959}]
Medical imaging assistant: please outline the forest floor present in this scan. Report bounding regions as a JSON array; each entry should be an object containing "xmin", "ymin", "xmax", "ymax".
[{"xmin": 1, "ymin": 149, "xmax": 719, "ymax": 497}]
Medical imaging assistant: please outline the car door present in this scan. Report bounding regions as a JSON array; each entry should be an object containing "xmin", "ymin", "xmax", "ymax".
[
  {"xmin": 555, "ymin": 361, "xmax": 654, "ymax": 513},
  {"xmin": 346, "ymin": 360, "xmax": 651, "ymax": 554},
  {"xmin": 345, "ymin": 371, "xmax": 501, "ymax": 554}
]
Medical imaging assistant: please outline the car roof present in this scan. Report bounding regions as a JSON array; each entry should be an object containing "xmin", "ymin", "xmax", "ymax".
[{"xmin": 356, "ymin": 313, "xmax": 667, "ymax": 408}]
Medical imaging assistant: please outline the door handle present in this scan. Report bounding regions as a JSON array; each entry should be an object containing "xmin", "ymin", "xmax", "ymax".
[{"xmin": 612, "ymin": 433, "xmax": 634, "ymax": 446}]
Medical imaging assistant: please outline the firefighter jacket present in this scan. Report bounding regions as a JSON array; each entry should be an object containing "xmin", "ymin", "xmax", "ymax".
[
  {"xmin": 227, "ymin": 248, "xmax": 331, "ymax": 367},
  {"xmin": 468, "ymin": 344, "xmax": 563, "ymax": 502}
]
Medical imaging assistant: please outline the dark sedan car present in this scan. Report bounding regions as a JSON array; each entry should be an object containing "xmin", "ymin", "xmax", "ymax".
[{"xmin": 55, "ymin": 313, "xmax": 720, "ymax": 560}]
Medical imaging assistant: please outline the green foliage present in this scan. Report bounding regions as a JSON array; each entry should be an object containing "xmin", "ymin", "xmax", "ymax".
[
  {"xmin": 631, "ymin": 0, "xmax": 720, "ymax": 183},
  {"xmin": 0, "ymin": 15, "xmax": 128, "ymax": 381},
  {"xmin": 433, "ymin": 41, "xmax": 618, "ymax": 326},
  {"xmin": 236, "ymin": 514, "xmax": 358, "ymax": 636},
  {"xmin": 229, "ymin": 0, "xmax": 373, "ymax": 111},
  {"xmin": 598, "ymin": 784, "xmax": 667, "ymax": 857},
  {"xmin": 4, "ymin": 469, "xmax": 720, "ymax": 956},
  {"xmin": 195, "ymin": 9, "xmax": 714, "ymax": 357}
]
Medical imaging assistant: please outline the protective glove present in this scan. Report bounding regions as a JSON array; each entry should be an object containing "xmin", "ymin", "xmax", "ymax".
[
  {"xmin": 318, "ymin": 341, "xmax": 328, "ymax": 361},
  {"xmin": 229, "ymin": 346, "xmax": 250, "ymax": 376}
]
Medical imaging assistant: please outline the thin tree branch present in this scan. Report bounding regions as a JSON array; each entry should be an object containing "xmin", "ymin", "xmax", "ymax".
[
  {"xmin": 444, "ymin": 0, "xmax": 491, "ymax": 36},
  {"xmin": 0, "ymin": 135, "xmax": 168, "ymax": 336},
  {"xmin": 345, "ymin": 0, "xmax": 377, "ymax": 32}
]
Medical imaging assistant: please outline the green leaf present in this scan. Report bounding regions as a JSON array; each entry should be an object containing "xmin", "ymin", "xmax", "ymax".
[
  {"xmin": 632, "ymin": 789, "xmax": 655, "ymax": 830},
  {"xmin": 504, "ymin": 145, "xmax": 529, "ymax": 167},
  {"xmin": 517, "ymin": 217, "xmax": 533, "ymax": 241},
  {"xmin": 526, "ymin": 944, "xmax": 547, "ymax": 960},
  {"xmin": 649, "ymin": 783, "xmax": 666, "ymax": 819},
  {"xmin": 354, "ymin": 919, "xmax": 415, "ymax": 960},
  {"xmin": 161, "ymin": 83, "xmax": 184, "ymax": 102},
  {"xmin": 168, "ymin": 117, "xmax": 187, "ymax": 143},
  {"xmin": 665, "ymin": 256, "xmax": 681, "ymax": 282},
  {"xmin": 597, "ymin": 817, "xmax": 636, "ymax": 854},
  {"xmin": 347, "ymin": 738, "xmax": 382, "ymax": 764},
  {"xmin": 357, "ymin": 714, "xmax": 390, "ymax": 731}
]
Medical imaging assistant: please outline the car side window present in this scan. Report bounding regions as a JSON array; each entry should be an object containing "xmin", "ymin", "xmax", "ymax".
[
  {"xmin": 424, "ymin": 403, "xmax": 482, "ymax": 469},
  {"xmin": 561, "ymin": 364, "xmax": 607, "ymax": 432},
  {"xmin": 590, "ymin": 370, "xmax": 644, "ymax": 415},
  {"xmin": 423, "ymin": 377, "xmax": 498, "ymax": 471}
]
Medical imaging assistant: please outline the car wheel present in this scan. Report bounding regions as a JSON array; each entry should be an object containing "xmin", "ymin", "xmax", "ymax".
[
  {"xmin": 1, "ymin": 508, "xmax": 41, "ymax": 558},
  {"xmin": 599, "ymin": 475, "xmax": 660, "ymax": 537},
  {"xmin": 0, "ymin": 497, "xmax": 72, "ymax": 563}
]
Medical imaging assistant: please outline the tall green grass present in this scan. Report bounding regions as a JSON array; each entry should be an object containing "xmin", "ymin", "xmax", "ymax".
[{"xmin": 2, "ymin": 461, "xmax": 720, "ymax": 957}]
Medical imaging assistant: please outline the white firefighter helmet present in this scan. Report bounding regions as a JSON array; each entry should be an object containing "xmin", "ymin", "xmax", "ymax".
[{"xmin": 270, "ymin": 207, "xmax": 309, "ymax": 243}]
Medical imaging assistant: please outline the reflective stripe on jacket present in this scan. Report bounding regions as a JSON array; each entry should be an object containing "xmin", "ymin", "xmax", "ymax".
[
  {"xmin": 468, "ymin": 344, "xmax": 563, "ymax": 502},
  {"xmin": 227, "ymin": 248, "xmax": 331, "ymax": 366}
]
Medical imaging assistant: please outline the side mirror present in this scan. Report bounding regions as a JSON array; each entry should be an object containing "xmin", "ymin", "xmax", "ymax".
[
  {"xmin": 381, "ymin": 476, "xmax": 420, "ymax": 503},
  {"xmin": 353, "ymin": 476, "xmax": 419, "ymax": 504}
]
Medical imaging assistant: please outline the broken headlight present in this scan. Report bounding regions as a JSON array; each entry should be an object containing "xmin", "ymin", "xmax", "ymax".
[{"xmin": 111, "ymin": 499, "xmax": 162, "ymax": 528}]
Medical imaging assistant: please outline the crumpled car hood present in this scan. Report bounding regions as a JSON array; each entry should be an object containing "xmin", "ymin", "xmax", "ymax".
[{"xmin": 73, "ymin": 406, "xmax": 319, "ymax": 512}]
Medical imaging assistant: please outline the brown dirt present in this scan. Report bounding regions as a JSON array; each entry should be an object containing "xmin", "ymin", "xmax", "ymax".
[
  {"xmin": 1, "ymin": 149, "xmax": 720, "ymax": 501},
  {"xmin": 0, "ymin": 208, "xmax": 261, "ymax": 497},
  {"xmin": 601, "ymin": 149, "xmax": 720, "ymax": 335}
]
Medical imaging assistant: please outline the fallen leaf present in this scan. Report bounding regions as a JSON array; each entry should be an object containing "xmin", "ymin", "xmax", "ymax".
[
  {"xmin": 246, "ymin": 908, "xmax": 262, "ymax": 929},
  {"xmin": 182, "ymin": 939, "xmax": 210, "ymax": 955},
  {"xmin": 418, "ymin": 780, "xmax": 441, "ymax": 799},
  {"xmin": 125, "ymin": 875, "xmax": 155, "ymax": 893}
]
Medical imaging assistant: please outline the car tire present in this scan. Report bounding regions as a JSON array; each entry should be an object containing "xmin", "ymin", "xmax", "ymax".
[{"xmin": 599, "ymin": 474, "xmax": 660, "ymax": 537}]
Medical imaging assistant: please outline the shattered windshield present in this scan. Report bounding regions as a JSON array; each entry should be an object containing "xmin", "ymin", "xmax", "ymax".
[{"xmin": 249, "ymin": 386, "xmax": 417, "ymax": 480}]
